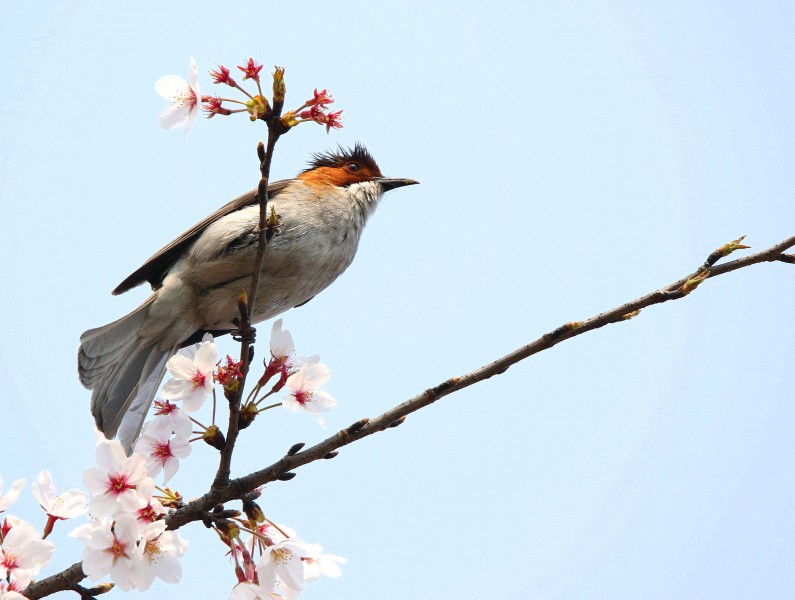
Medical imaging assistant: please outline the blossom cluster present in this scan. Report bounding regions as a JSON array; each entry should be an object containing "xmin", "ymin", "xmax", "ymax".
[
  {"xmin": 1, "ymin": 320, "xmax": 341, "ymax": 597},
  {"xmin": 227, "ymin": 520, "xmax": 345, "ymax": 600},
  {"xmin": 155, "ymin": 57, "xmax": 344, "ymax": 134},
  {"xmin": 75, "ymin": 431, "xmax": 188, "ymax": 591},
  {"xmin": 0, "ymin": 473, "xmax": 84, "ymax": 598}
]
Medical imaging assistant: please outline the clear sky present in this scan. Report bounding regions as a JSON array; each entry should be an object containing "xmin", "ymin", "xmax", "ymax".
[{"xmin": 2, "ymin": 1, "xmax": 795, "ymax": 599}]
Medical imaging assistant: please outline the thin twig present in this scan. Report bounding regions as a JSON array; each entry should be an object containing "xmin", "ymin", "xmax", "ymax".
[{"xmin": 213, "ymin": 120, "xmax": 283, "ymax": 489}]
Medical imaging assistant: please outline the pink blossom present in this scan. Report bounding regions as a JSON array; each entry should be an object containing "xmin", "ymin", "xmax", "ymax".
[
  {"xmin": 325, "ymin": 110, "xmax": 344, "ymax": 133},
  {"xmin": 210, "ymin": 64, "xmax": 236, "ymax": 86},
  {"xmin": 0, "ymin": 581, "xmax": 26, "ymax": 599},
  {"xmin": 237, "ymin": 58, "xmax": 263, "ymax": 82},
  {"xmin": 70, "ymin": 514, "xmax": 139, "ymax": 591},
  {"xmin": 0, "ymin": 520, "xmax": 55, "ymax": 589},
  {"xmin": 83, "ymin": 432, "xmax": 154, "ymax": 518},
  {"xmin": 161, "ymin": 335, "xmax": 218, "ymax": 412},
  {"xmin": 134, "ymin": 418, "xmax": 191, "ymax": 484},
  {"xmin": 282, "ymin": 364, "xmax": 336, "ymax": 426},
  {"xmin": 152, "ymin": 399, "xmax": 192, "ymax": 438}
]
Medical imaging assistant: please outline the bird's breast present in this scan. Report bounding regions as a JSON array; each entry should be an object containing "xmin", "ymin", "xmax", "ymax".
[{"xmin": 181, "ymin": 188, "xmax": 370, "ymax": 329}]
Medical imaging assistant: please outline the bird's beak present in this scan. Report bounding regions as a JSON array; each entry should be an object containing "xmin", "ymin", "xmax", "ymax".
[{"xmin": 377, "ymin": 178, "xmax": 419, "ymax": 192}]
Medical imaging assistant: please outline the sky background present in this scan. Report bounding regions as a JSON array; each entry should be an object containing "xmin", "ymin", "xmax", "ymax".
[{"xmin": 2, "ymin": 1, "xmax": 795, "ymax": 599}]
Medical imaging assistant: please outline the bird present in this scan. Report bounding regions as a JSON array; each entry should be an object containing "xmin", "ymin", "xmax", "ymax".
[{"xmin": 78, "ymin": 143, "xmax": 417, "ymax": 450}]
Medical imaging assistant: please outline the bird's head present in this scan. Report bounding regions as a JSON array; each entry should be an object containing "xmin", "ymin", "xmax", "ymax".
[{"xmin": 296, "ymin": 143, "xmax": 418, "ymax": 194}]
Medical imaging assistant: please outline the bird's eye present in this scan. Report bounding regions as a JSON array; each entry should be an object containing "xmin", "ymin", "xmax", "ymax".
[{"xmin": 345, "ymin": 162, "xmax": 360, "ymax": 173}]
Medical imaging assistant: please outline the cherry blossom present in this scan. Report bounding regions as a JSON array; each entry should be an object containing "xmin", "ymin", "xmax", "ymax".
[
  {"xmin": 70, "ymin": 514, "xmax": 139, "ymax": 591},
  {"xmin": 269, "ymin": 319, "xmax": 296, "ymax": 359},
  {"xmin": 0, "ymin": 520, "xmax": 55, "ymax": 589},
  {"xmin": 282, "ymin": 364, "xmax": 336, "ymax": 426},
  {"xmin": 301, "ymin": 543, "xmax": 345, "ymax": 582},
  {"xmin": 256, "ymin": 538, "xmax": 310, "ymax": 593},
  {"xmin": 237, "ymin": 58, "xmax": 263, "ymax": 82},
  {"xmin": 210, "ymin": 65, "xmax": 236, "ymax": 86},
  {"xmin": 129, "ymin": 520, "xmax": 188, "ymax": 591},
  {"xmin": 325, "ymin": 110, "xmax": 344, "ymax": 133},
  {"xmin": 82, "ymin": 432, "xmax": 154, "ymax": 518},
  {"xmin": 262, "ymin": 320, "xmax": 319, "ymax": 389},
  {"xmin": 155, "ymin": 57, "xmax": 201, "ymax": 133},
  {"xmin": 152, "ymin": 399, "xmax": 192, "ymax": 438},
  {"xmin": 161, "ymin": 335, "xmax": 218, "ymax": 412},
  {"xmin": 0, "ymin": 479, "xmax": 25, "ymax": 513},
  {"xmin": 258, "ymin": 525, "xmax": 344, "ymax": 584},
  {"xmin": 134, "ymin": 418, "xmax": 191, "ymax": 483},
  {"xmin": 31, "ymin": 470, "xmax": 87, "ymax": 538},
  {"xmin": 31, "ymin": 470, "xmax": 87, "ymax": 520},
  {"xmin": 136, "ymin": 497, "xmax": 165, "ymax": 526},
  {"xmin": 0, "ymin": 582, "xmax": 25, "ymax": 599},
  {"xmin": 229, "ymin": 581, "xmax": 279, "ymax": 600}
]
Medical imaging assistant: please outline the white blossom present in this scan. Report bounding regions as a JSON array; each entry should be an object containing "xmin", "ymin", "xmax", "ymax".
[
  {"xmin": 70, "ymin": 514, "xmax": 139, "ymax": 591},
  {"xmin": 129, "ymin": 520, "xmax": 188, "ymax": 591},
  {"xmin": 155, "ymin": 57, "xmax": 201, "ymax": 133},
  {"xmin": 282, "ymin": 364, "xmax": 336, "ymax": 426},
  {"xmin": 0, "ymin": 520, "xmax": 55, "ymax": 589},
  {"xmin": 270, "ymin": 320, "xmax": 319, "ymax": 367},
  {"xmin": 83, "ymin": 432, "xmax": 154, "ymax": 518},
  {"xmin": 229, "ymin": 581, "xmax": 279, "ymax": 600},
  {"xmin": 31, "ymin": 470, "xmax": 87, "ymax": 520},
  {"xmin": 0, "ymin": 479, "xmax": 25, "ymax": 513},
  {"xmin": 161, "ymin": 335, "xmax": 218, "ymax": 412},
  {"xmin": 134, "ymin": 418, "xmax": 191, "ymax": 483},
  {"xmin": 301, "ymin": 543, "xmax": 346, "ymax": 582},
  {"xmin": 257, "ymin": 538, "xmax": 310, "ymax": 593}
]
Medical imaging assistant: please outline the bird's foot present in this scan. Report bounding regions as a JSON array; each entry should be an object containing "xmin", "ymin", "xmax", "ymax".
[{"xmin": 231, "ymin": 318, "xmax": 256, "ymax": 344}]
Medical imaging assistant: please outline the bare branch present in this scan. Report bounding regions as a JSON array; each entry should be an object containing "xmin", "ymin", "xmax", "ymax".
[
  {"xmin": 23, "ymin": 562, "xmax": 85, "ymax": 600},
  {"xmin": 213, "ymin": 98, "xmax": 286, "ymax": 490},
  {"xmin": 165, "ymin": 234, "xmax": 795, "ymax": 529}
]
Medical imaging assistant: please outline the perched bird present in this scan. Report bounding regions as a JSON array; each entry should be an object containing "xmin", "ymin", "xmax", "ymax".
[{"xmin": 79, "ymin": 143, "xmax": 417, "ymax": 449}]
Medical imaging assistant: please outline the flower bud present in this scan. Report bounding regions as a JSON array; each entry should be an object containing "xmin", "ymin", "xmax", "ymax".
[
  {"xmin": 203, "ymin": 425, "xmax": 226, "ymax": 450},
  {"xmin": 242, "ymin": 496, "xmax": 266, "ymax": 523}
]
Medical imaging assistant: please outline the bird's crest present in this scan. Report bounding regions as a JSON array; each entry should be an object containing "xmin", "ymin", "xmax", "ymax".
[{"xmin": 303, "ymin": 142, "xmax": 382, "ymax": 176}]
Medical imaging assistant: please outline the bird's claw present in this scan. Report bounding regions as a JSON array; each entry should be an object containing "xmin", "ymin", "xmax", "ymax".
[{"xmin": 231, "ymin": 321, "xmax": 256, "ymax": 344}]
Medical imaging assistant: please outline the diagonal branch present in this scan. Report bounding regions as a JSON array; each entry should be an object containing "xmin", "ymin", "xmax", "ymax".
[
  {"xmin": 24, "ymin": 234, "xmax": 795, "ymax": 598},
  {"xmin": 165, "ymin": 234, "xmax": 795, "ymax": 528}
]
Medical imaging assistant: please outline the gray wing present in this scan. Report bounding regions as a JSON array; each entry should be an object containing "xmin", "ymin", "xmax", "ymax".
[{"xmin": 112, "ymin": 180, "xmax": 293, "ymax": 295}]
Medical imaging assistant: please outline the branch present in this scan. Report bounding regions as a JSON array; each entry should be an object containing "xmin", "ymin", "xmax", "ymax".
[
  {"xmin": 165, "ymin": 233, "xmax": 795, "ymax": 528},
  {"xmin": 23, "ymin": 562, "xmax": 85, "ymax": 600},
  {"xmin": 25, "ymin": 234, "xmax": 795, "ymax": 597},
  {"xmin": 213, "ymin": 97, "xmax": 286, "ymax": 490}
]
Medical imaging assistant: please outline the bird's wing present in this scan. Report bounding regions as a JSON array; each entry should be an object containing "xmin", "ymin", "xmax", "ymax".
[{"xmin": 112, "ymin": 179, "xmax": 294, "ymax": 295}]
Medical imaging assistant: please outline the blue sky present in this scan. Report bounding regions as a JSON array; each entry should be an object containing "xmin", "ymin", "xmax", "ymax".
[{"xmin": 1, "ymin": 2, "xmax": 794, "ymax": 598}]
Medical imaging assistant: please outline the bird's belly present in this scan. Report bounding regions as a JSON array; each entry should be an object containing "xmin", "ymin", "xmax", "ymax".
[{"xmin": 190, "ymin": 230, "xmax": 359, "ymax": 330}]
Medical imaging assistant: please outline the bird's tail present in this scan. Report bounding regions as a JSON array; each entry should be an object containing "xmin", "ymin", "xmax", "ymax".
[{"xmin": 78, "ymin": 297, "xmax": 174, "ymax": 453}]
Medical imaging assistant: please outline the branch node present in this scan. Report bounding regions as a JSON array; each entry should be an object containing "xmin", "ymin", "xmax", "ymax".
[
  {"xmin": 702, "ymin": 234, "xmax": 750, "ymax": 269},
  {"xmin": 388, "ymin": 416, "xmax": 406, "ymax": 428},
  {"xmin": 678, "ymin": 270, "xmax": 710, "ymax": 295},
  {"xmin": 286, "ymin": 442, "xmax": 305, "ymax": 456},
  {"xmin": 277, "ymin": 472, "xmax": 296, "ymax": 481},
  {"xmin": 431, "ymin": 377, "xmax": 460, "ymax": 396},
  {"xmin": 346, "ymin": 418, "xmax": 370, "ymax": 435},
  {"xmin": 322, "ymin": 451, "xmax": 339, "ymax": 459}
]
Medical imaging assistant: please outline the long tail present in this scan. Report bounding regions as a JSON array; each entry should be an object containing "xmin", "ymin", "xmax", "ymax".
[{"xmin": 78, "ymin": 297, "xmax": 175, "ymax": 452}]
